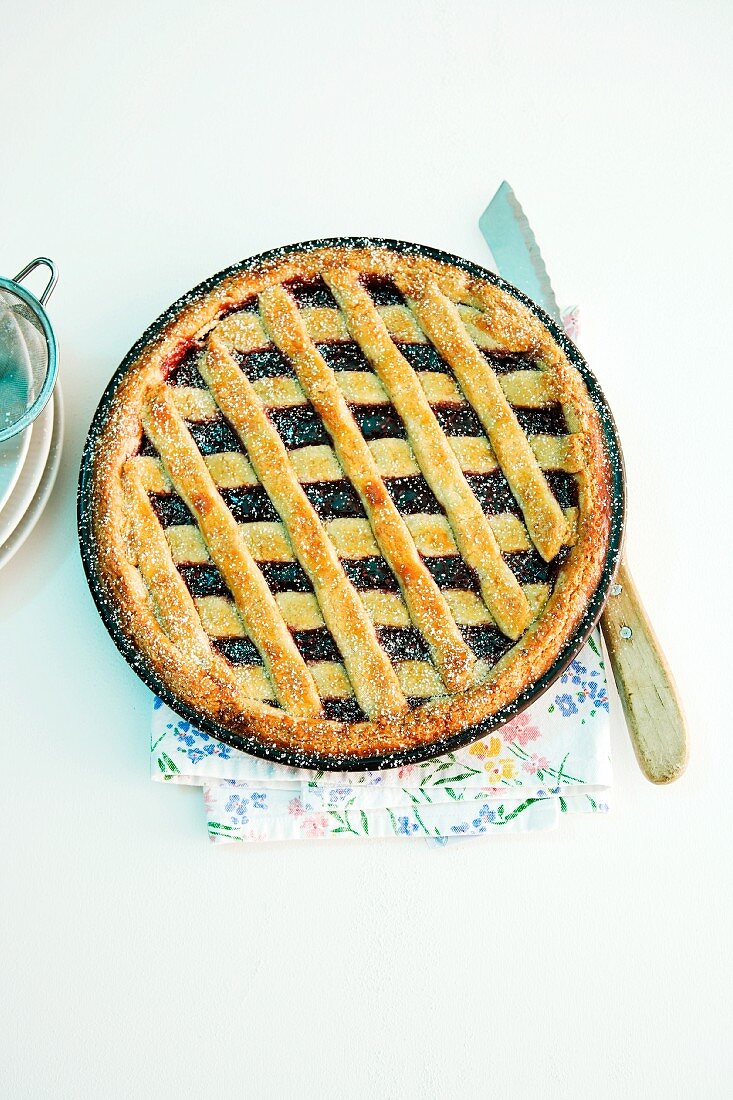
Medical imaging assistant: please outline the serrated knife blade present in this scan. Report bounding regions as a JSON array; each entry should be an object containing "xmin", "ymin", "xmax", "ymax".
[{"xmin": 479, "ymin": 181, "xmax": 562, "ymax": 322}]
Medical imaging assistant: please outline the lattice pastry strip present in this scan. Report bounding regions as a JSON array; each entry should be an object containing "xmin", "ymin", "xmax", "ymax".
[
  {"xmin": 158, "ymin": 509, "xmax": 576, "ymax": 571},
  {"xmin": 258, "ymin": 283, "xmax": 478, "ymax": 693},
  {"xmin": 169, "ymin": 366, "xmax": 557, "ymax": 414},
  {"xmin": 192, "ymin": 580, "xmax": 549, "ymax": 636},
  {"xmin": 405, "ymin": 283, "xmax": 569, "ymax": 561},
  {"xmin": 213, "ymin": 302, "xmax": 427, "ymax": 355}
]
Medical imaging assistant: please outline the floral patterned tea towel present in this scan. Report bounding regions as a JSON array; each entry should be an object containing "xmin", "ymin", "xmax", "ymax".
[{"xmin": 151, "ymin": 632, "xmax": 612, "ymax": 843}]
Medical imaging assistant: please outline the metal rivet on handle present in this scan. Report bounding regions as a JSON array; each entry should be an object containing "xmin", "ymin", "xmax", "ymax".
[
  {"xmin": 611, "ymin": 584, "xmax": 622, "ymax": 596},
  {"xmin": 620, "ymin": 626, "xmax": 632, "ymax": 639}
]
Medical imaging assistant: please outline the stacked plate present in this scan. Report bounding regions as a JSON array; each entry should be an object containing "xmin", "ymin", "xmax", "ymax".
[{"xmin": 0, "ymin": 381, "xmax": 63, "ymax": 571}]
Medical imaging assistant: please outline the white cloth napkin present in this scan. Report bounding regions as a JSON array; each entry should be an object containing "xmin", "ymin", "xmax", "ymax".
[{"xmin": 151, "ymin": 630, "xmax": 611, "ymax": 842}]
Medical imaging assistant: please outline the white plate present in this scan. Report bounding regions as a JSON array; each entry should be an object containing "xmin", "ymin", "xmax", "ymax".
[
  {"xmin": 0, "ymin": 420, "xmax": 32, "ymax": 513},
  {"xmin": 0, "ymin": 381, "xmax": 63, "ymax": 569}
]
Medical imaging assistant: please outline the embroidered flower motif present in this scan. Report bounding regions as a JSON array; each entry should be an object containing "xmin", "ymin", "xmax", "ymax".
[
  {"xmin": 397, "ymin": 764, "xmax": 418, "ymax": 781},
  {"xmin": 224, "ymin": 793, "xmax": 250, "ymax": 824},
  {"xmin": 185, "ymin": 740, "xmax": 231, "ymax": 764},
  {"xmin": 300, "ymin": 813, "xmax": 330, "ymax": 838},
  {"xmin": 522, "ymin": 753, "xmax": 550, "ymax": 775},
  {"xmin": 562, "ymin": 305, "xmax": 580, "ymax": 341},
  {"xmin": 468, "ymin": 736, "xmax": 501, "ymax": 760},
  {"xmin": 502, "ymin": 711, "xmax": 542, "ymax": 747},
  {"xmin": 250, "ymin": 791, "xmax": 267, "ymax": 810},
  {"xmin": 174, "ymin": 721, "xmax": 208, "ymax": 748},
  {"xmin": 210, "ymin": 743, "xmax": 232, "ymax": 759},
  {"xmin": 483, "ymin": 758, "xmax": 516, "ymax": 784},
  {"xmin": 288, "ymin": 797, "xmax": 304, "ymax": 817},
  {"xmin": 555, "ymin": 692, "xmax": 578, "ymax": 717},
  {"xmin": 327, "ymin": 787, "xmax": 352, "ymax": 804},
  {"xmin": 472, "ymin": 803, "xmax": 497, "ymax": 830},
  {"xmin": 585, "ymin": 680, "xmax": 609, "ymax": 712},
  {"xmin": 555, "ymin": 659, "xmax": 609, "ymax": 716},
  {"xmin": 395, "ymin": 815, "xmax": 419, "ymax": 835},
  {"xmin": 561, "ymin": 658, "xmax": 587, "ymax": 686}
]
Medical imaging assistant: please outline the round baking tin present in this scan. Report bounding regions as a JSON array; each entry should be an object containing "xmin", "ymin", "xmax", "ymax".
[{"xmin": 78, "ymin": 237, "xmax": 625, "ymax": 772}]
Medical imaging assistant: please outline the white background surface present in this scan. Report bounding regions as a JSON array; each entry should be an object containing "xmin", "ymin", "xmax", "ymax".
[{"xmin": 1, "ymin": 2, "xmax": 731, "ymax": 1097}]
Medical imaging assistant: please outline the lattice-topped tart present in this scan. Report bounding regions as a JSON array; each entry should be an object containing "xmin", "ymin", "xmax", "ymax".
[{"xmin": 81, "ymin": 240, "xmax": 618, "ymax": 768}]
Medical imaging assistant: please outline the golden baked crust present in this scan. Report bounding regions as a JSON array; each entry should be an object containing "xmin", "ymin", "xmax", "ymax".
[{"xmin": 86, "ymin": 242, "xmax": 614, "ymax": 765}]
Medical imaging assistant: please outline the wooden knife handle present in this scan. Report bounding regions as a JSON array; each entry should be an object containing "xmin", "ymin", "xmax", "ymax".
[{"xmin": 599, "ymin": 558, "xmax": 688, "ymax": 783}]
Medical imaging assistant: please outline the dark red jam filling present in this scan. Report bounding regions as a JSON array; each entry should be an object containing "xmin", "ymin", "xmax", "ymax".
[
  {"xmin": 220, "ymin": 486, "xmax": 280, "ymax": 523},
  {"xmin": 515, "ymin": 405, "xmax": 568, "ymax": 435},
  {"xmin": 503, "ymin": 550, "xmax": 558, "ymax": 585},
  {"xmin": 352, "ymin": 405, "xmax": 406, "ymax": 441},
  {"xmin": 360, "ymin": 275, "xmax": 405, "ymax": 306},
  {"xmin": 284, "ymin": 277, "xmax": 339, "ymax": 309},
  {"xmin": 291, "ymin": 630, "xmax": 341, "ymax": 663},
  {"xmin": 236, "ymin": 347, "xmax": 294, "ymax": 380},
  {"xmin": 139, "ymin": 433, "xmax": 157, "ymax": 457},
  {"xmin": 213, "ymin": 637, "xmax": 260, "ymax": 664},
  {"xmin": 267, "ymin": 403, "xmax": 407, "ymax": 448},
  {"xmin": 167, "ymin": 346, "xmax": 207, "ymax": 388},
  {"xmin": 322, "ymin": 698, "xmax": 367, "ymax": 722},
  {"xmin": 150, "ymin": 493, "xmax": 194, "ymax": 527},
  {"xmin": 543, "ymin": 471, "xmax": 578, "ymax": 509},
  {"xmin": 432, "ymin": 401, "xmax": 566, "ymax": 438},
  {"xmin": 340, "ymin": 557, "xmax": 396, "ymax": 590},
  {"xmin": 186, "ymin": 417, "xmax": 244, "ymax": 456},
  {"xmin": 398, "ymin": 344, "xmax": 449, "ymax": 371},
  {"xmin": 482, "ymin": 351, "xmax": 540, "ymax": 374},
  {"xmin": 384, "ymin": 475, "xmax": 443, "ymax": 515},
  {"xmin": 258, "ymin": 561, "xmax": 311, "ymax": 592},
  {"xmin": 432, "ymin": 403, "xmax": 483, "ymax": 436},
  {"xmin": 423, "ymin": 555, "xmax": 478, "ymax": 591},
  {"xmin": 178, "ymin": 564, "xmax": 229, "ymax": 598},
  {"xmin": 376, "ymin": 626, "xmax": 429, "ymax": 661},
  {"xmin": 216, "ymin": 297, "xmax": 260, "ymax": 320},
  {"xmin": 464, "ymin": 471, "xmax": 521, "ymax": 515},
  {"xmin": 315, "ymin": 342, "xmax": 372, "ymax": 371},
  {"xmin": 459, "ymin": 626, "xmax": 514, "ymax": 664},
  {"xmin": 267, "ymin": 405, "xmax": 330, "ymax": 448},
  {"xmin": 301, "ymin": 479, "xmax": 365, "ymax": 519}
]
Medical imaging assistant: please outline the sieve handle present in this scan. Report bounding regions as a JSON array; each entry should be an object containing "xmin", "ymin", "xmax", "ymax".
[{"xmin": 13, "ymin": 257, "xmax": 58, "ymax": 305}]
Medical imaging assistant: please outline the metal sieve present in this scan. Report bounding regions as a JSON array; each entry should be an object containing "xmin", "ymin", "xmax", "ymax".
[{"xmin": 0, "ymin": 258, "xmax": 58, "ymax": 443}]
